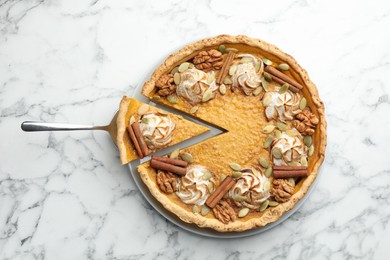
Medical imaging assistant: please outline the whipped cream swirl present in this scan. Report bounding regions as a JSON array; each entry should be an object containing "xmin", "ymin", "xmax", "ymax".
[
  {"xmin": 176, "ymin": 68, "xmax": 218, "ymax": 104},
  {"xmin": 176, "ymin": 165, "xmax": 216, "ymax": 205},
  {"xmin": 264, "ymin": 90, "xmax": 301, "ymax": 122},
  {"xmin": 229, "ymin": 167, "xmax": 270, "ymax": 209},
  {"xmin": 139, "ymin": 112, "xmax": 175, "ymax": 149},
  {"xmin": 271, "ymin": 132, "xmax": 307, "ymax": 166},
  {"xmin": 232, "ymin": 54, "xmax": 262, "ymax": 95}
]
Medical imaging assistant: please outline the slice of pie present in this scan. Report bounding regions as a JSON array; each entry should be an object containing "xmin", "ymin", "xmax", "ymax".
[
  {"xmin": 116, "ymin": 96, "xmax": 209, "ymax": 164},
  {"xmin": 137, "ymin": 35, "xmax": 326, "ymax": 232}
]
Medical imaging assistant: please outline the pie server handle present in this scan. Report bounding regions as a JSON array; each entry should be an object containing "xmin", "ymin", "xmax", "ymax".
[{"xmin": 21, "ymin": 121, "xmax": 97, "ymax": 131}]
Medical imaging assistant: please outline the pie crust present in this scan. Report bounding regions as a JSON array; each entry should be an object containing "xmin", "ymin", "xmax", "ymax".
[{"xmin": 137, "ymin": 35, "xmax": 326, "ymax": 232}]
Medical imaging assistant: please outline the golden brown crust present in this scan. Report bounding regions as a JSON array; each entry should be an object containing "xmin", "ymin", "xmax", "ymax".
[
  {"xmin": 117, "ymin": 96, "xmax": 132, "ymax": 164},
  {"xmin": 139, "ymin": 35, "xmax": 327, "ymax": 232}
]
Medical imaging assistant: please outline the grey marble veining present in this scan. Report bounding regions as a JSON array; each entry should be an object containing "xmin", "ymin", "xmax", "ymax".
[{"xmin": 1, "ymin": 0, "xmax": 390, "ymax": 259}]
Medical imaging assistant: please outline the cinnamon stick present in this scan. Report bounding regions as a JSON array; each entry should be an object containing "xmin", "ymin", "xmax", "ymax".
[
  {"xmin": 217, "ymin": 51, "xmax": 235, "ymax": 84},
  {"xmin": 127, "ymin": 125, "xmax": 143, "ymax": 157},
  {"xmin": 205, "ymin": 176, "xmax": 236, "ymax": 208},
  {"xmin": 271, "ymin": 77, "xmax": 300, "ymax": 93},
  {"xmin": 273, "ymin": 166, "xmax": 307, "ymax": 171},
  {"xmin": 131, "ymin": 122, "xmax": 150, "ymax": 157},
  {"xmin": 264, "ymin": 65, "xmax": 303, "ymax": 90},
  {"xmin": 273, "ymin": 169, "xmax": 308, "ymax": 179},
  {"xmin": 152, "ymin": 156, "xmax": 188, "ymax": 167},
  {"xmin": 150, "ymin": 158, "xmax": 187, "ymax": 176}
]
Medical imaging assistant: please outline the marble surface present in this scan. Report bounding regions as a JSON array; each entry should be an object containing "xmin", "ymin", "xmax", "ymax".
[{"xmin": 1, "ymin": 0, "xmax": 390, "ymax": 259}]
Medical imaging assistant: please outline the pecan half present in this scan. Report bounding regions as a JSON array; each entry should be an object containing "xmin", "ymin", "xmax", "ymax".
[
  {"xmin": 212, "ymin": 200, "xmax": 237, "ymax": 224},
  {"xmin": 293, "ymin": 107, "xmax": 319, "ymax": 135},
  {"xmin": 155, "ymin": 74, "xmax": 176, "ymax": 97},
  {"xmin": 156, "ymin": 170, "xmax": 179, "ymax": 194},
  {"xmin": 193, "ymin": 50, "xmax": 223, "ymax": 72},
  {"xmin": 271, "ymin": 179, "xmax": 295, "ymax": 203}
]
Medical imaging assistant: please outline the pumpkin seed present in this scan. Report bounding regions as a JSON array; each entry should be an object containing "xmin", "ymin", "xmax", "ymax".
[
  {"xmin": 207, "ymin": 73, "xmax": 215, "ymax": 84},
  {"xmin": 300, "ymin": 97, "xmax": 307, "ymax": 110},
  {"xmin": 219, "ymin": 84, "xmax": 226, "ymax": 95},
  {"xmin": 173, "ymin": 72, "xmax": 181, "ymax": 85},
  {"xmin": 208, "ymin": 182, "xmax": 215, "ymax": 193},
  {"xmin": 304, "ymin": 136, "xmax": 312, "ymax": 147},
  {"xmin": 202, "ymin": 171, "xmax": 212, "ymax": 180},
  {"xmin": 170, "ymin": 148, "xmax": 180, "ymax": 159},
  {"xmin": 263, "ymin": 180, "xmax": 271, "ymax": 192},
  {"xmin": 190, "ymin": 106, "xmax": 199, "ymax": 114},
  {"xmin": 279, "ymin": 83, "xmax": 289, "ymax": 94},
  {"xmin": 144, "ymin": 137, "xmax": 153, "ymax": 147},
  {"xmin": 277, "ymin": 63, "xmax": 289, "ymax": 71},
  {"xmin": 257, "ymin": 60, "xmax": 264, "ymax": 73},
  {"xmin": 137, "ymin": 104, "xmax": 149, "ymax": 115},
  {"xmin": 261, "ymin": 78, "xmax": 269, "ymax": 91},
  {"xmin": 259, "ymin": 200, "xmax": 269, "ymax": 212},
  {"xmin": 158, "ymin": 109, "xmax": 168, "ymax": 115},
  {"xmin": 264, "ymin": 167, "xmax": 273, "ymax": 178},
  {"xmin": 263, "ymin": 136, "xmax": 274, "ymax": 149},
  {"xmin": 218, "ymin": 45, "xmax": 226, "ymax": 53},
  {"xmin": 300, "ymin": 156, "xmax": 308, "ymax": 166},
  {"xmin": 181, "ymin": 152, "xmax": 194, "ymax": 163},
  {"xmin": 275, "ymin": 130, "xmax": 282, "ymax": 139},
  {"xmin": 171, "ymin": 66, "xmax": 179, "ymax": 75},
  {"xmin": 129, "ymin": 116, "xmax": 135, "ymax": 125},
  {"xmin": 167, "ymin": 95, "xmax": 177, "ymax": 104},
  {"xmin": 229, "ymin": 162, "xmax": 241, "ymax": 171},
  {"xmin": 232, "ymin": 171, "xmax": 243, "ymax": 178},
  {"xmin": 141, "ymin": 117, "xmax": 149, "ymax": 124},
  {"xmin": 286, "ymin": 129, "xmax": 299, "ymax": 137},
  {"xmin": 229, "ymin": 64, "xmax": 237, "ymax": 76},
  {"xmin": 223, "ymin": 76, "xmax": 232, "ymax": 85},
  {"xmin": 253, "ymin": 87, "xmax": 262, "ymax": 96},
  {"xmin": 263, "ymin": 125, "xmax": 276, "ymax": 134},
  {"xmin": 276, "ymin": 122, "xmax": 288, "ymax": 131},
  {"xmin": 220, "ymin": 174, "xmax": 227, "ymax": 183},
  {"xmin": 272, "ymin": 148, "xmax": 283, "ymax": 159},
  {"xmin": 193, "ymin": 205, "xmax": 199, "ymax": 215},
  {"xmin": 201, "ymin": 206, "xmax": 211, "ymax": 216},
  {"xmin": 240, "ymin": 57, "xmax": 253, "ymax": 63},
  {"xmin": 288, "ymin": 178, "xmax": 295, "ymax": 186},
  {"xmin": 226, "ymin": 47, "xmax": 238, "ymax": 53},
  {"xmin": 288, "ymin": 161, "xmax": 301, "ymax": 166},
  {"xmin": 262, "ymin": 58, "xmax": 273, "ymax": 66},
  {"xmin": 258, "ymin": 158, "xmax": 269, "ymax": 168},
  {"xmin": 233, "ymin": 194, "xmax": 246, "ymax": 202},
  {"xmin": 178, "ymin": 62, "xmax": 190, "ymax": 73},
  {"xmin": 255, "ymin": 62, "xmax": 261, "ymax": 72},
  {"xmin": 238, "ymin": 207, "xmax": 250, "ymax": 218},
  {"xmin": 152, "ymin": 95, "xmax": 161, "ymax": 100},
  {"xmin": 308, "ymin": 145, "xmax": 315, "ymax": 156},
  {"xmin": 262, "ymin": 93, "xmax": 272, "ymax": 106},
  {"xmin": 202, "ymin": 90, "xmax": 213, "ymax": 102},
  {"xmin": 268, "ymin": 200, "xmax": 279, "ymax": 207},
  {"xmin": 264, "ymin": 72, "xmax": 273, "ymax": 82}
]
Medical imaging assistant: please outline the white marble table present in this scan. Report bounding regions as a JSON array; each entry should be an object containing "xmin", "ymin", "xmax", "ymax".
[{"xmin": 1, "ymin": 0, "xmax": 390, "ymax": 259}]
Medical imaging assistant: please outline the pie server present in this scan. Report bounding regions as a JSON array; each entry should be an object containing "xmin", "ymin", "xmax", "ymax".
[{"xmin": 21, "ymin": 111, "xmax": 118, "ymax": 145}]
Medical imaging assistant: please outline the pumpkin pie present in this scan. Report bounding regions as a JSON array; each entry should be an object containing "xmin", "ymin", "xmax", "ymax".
[
  {"xmin": 136, "ymin": 35, "xmax": 326, "ymax": 232},
  {"xmin": 116, "ymin": 97, "xmax": 209, "ymax": 164}
]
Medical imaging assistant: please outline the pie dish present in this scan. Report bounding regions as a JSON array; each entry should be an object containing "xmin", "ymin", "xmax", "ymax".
[
  {"xmin": 134, "ymin": 35, "xmax": 326, "ymax": 232},
  {"xmin": 116, "ymin": 97, "xmax": 209, "ymax": 164}
]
